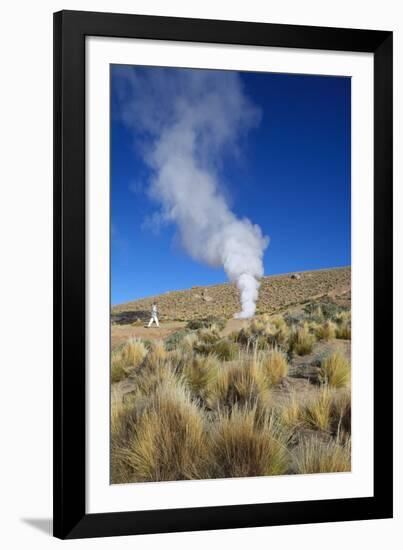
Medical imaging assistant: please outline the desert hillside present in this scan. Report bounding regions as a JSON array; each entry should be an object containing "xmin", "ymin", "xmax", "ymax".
[{"xmin": 112, "ymin": 266, "xmax": 351, "ymax": 325}]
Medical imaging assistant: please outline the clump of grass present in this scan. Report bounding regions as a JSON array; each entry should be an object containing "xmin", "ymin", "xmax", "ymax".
[
  {"xmin": 206, "ymin": 357, "xmax": 270, "ymax": 410},
  {"xmin": 197, "ymin": 326, "xmax": 221, "ymax": 345},
  {"xmin": 167, "ymin": 347, "xmax": 193, "ymax": 374},
  {"xmin": 123, "ymin": 374, "xmax": 209, "ymax": 481},
  {"xmin": 164, "ymin": 329, "xmax": 190, "ymax": 351},
  {"xmin": 265, "ymin": 316, "xmax": 290, "ymax": 347},
  {"xmin": 208, "ymin": 406, "xmax": 290, "ymax": 478},
  {"xmin": 293, "ymin": 435, "xmax": 351, "ymax": 474},
  {"xmin": 319, "ymin": 353, "xmax": 350, "ymax": 388},
  {"xmin": 111, "ymin": 339, "xmax": 147, "ymax": 382},
  {"xmin": 211, "ymin": 339, "xmax": 239, "ymax": 361},
  {"xmin": 334, "ymin": 310, "xmax": 351, "ymax": 324},
  {"xmin": 303, "ymin": 386, "xmax": 332, "ymax": 431},
  {"xmin": 315, "ymin": 320, "xmax": 337, "ymax": 341},
  {"xmin": 260, "ymin": 348, "xmax": 288, "ymax": 386},
  {"xmin": 289, "ymin": 323, "xmax": 315, "ymax": 355},
  {"xmin": 236, "ymin": 315, "xmax": 289, "ymax": 350},
  {"xmin": 195, "ymin": 334, "xmax": 239, "ymax": 361},
  {"xmin": 336, "ymin": 322, "xmax": 351, "ymax": 340},
  {"xmin": 111, "ymin": 386, "xmax": 148, "ymax": 483},
  {"xmin": 330, "ymin": 388, "xmax": 351, "ymax": 437},
  {"xmin": 179, "ymin": 332, "xmax": 199, "ymax": 352},
  {"xmin": 144, "ymin": 340, "xmax": 167, "ymax": 368},
  {"xmin": 279, "ymin": 391, "xmax": 304, "ymax": 432},
  {"xmin": 303, "ymin": 302, "xmax": 324, "ymax": 322},
  {"xmin": 182, "ymin": 354, "xmax": 219, "ymax": 399}
]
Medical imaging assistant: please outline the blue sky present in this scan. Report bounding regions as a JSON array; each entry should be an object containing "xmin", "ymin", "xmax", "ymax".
[{"xmin": 111, "ymin": 66, "xmax": 350, "ymax": 306}]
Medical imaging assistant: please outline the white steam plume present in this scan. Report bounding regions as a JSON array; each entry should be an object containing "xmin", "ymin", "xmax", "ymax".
[{"xmin": 115, "ymin": 67, "xmax": 269, "ymax": 318}]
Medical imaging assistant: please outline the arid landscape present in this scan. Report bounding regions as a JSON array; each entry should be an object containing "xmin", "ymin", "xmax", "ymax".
[{"xmin": 111, "ymin": 267, "xmax": 351, "ymax": 484}]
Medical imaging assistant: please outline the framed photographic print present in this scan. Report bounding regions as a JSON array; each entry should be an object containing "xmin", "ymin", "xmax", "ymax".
[{"xmin": 53, "ymin": 10, "xmax": 393, "ymax": 539}]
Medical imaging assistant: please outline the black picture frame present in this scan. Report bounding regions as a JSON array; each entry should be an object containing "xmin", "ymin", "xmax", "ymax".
[{"xmin": 53, "ymin": 9, "xmax": 393, "ymax": 540}]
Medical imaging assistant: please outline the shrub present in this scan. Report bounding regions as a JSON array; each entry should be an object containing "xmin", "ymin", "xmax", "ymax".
[
  {"xmin": 315, "ymin": 320, "xmax": 337, "ymax": 341},
  {"xmin": 319, "ymin": 353, "xmax": 350, "ymax": 388},
  {"xmin": 208, "ymin": 406, "xmax": 289, "ymax": 478},
  {"xmin": 289, "ymin": 323, "xmax": 315, "ymax": 355},
  {"xmin": 304, "ymin": 302, "xmax": 345, "ymax": 322},
  {"xmin": 293, "ymin": 436, "xmax": 351, "ymax": 474},
  {"xmin": 111, "ymin": 339, "xmax": 147, "ymax": 383},
  {"xmin": 303, "ymin": 302, "xmax": 324, "ymax": 323},
  {"xmin": 260, "ymin": 348, "xmax": 289, "ymax": 386},
  {"xmin": 124, "ymin": 375, "xmax": 209, "ymax": 481}
]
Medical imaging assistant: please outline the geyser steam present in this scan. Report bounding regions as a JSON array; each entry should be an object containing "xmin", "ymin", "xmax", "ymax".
[{"xmin": 115, "ymin": 67, "xmax": 269, "ymax": 318}]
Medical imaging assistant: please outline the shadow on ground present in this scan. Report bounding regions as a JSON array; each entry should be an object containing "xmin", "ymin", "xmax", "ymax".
[
  {"xmin": 21, "ymin": 518, "xmax": 52, "ymax": 536},
  {"xmin": 111, "ymin": 310, "xmax": 150, "ymax": 325}
]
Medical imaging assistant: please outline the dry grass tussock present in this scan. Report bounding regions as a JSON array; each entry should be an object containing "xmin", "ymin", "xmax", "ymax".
[
  {"xmin": 289, "ymin": 323, "xmax": 315, "ymax": 355},
  {"xmin": 315, "ymin": 320, "xmax": 337, "ymax": 341},
  {"xmin": 319, "ymin": 353, "xmax": 351, "ymax": 388},
  {"xmin": 336, "ymin": 322, "xmax": 351, "ymax": 340},
  {"xmin": 259, "ymin": 348, "xmax": 289, "ymax": 386},
  {"xmin": 293, "ymin": 435, "xmax": 351, "ymax": 474},
  {"xmin": 194, "ymin": 328, "xmax": 239, "ymax": 361},
  {"xmin": 302, "ymin": 386, "xmax": 333, "ymax": 431},
  {"xmin": 115, "ymin": 373, "xmax": 209, "ymax": 482},
  {"xmin": 205, "ymin": 355, "xmax": 271, "ymax": 411},
  {"xmin": 182, "ymin": 354, "xmax": 220, "ymax": 400},
  {"xmin": 111, "ymin": 339, "xmax": 147, "ymax": 382},
  {"xmin": 144, "ymin": 340, "xmax": 167, "ymax": 367},
  {"xmin": 236, "ymin": 315, "xmax": 290, "ymax": 351},
  {"xmin": 209, "ymin": 406, "xmax": 290, "ymax": 478}
]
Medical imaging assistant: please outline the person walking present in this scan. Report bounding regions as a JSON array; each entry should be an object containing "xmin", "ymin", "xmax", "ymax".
[{"xmin": 147, "ymin": 302, "xmax": 160, "ymax": 327}]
